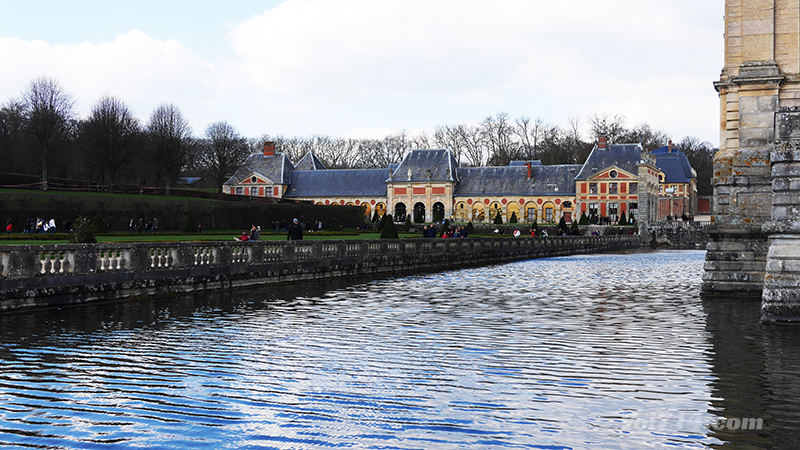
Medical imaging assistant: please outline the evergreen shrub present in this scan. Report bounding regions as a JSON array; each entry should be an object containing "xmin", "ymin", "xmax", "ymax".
[
  {"xmin": 380, "ymin": 214, "xmax": 398, "ymax": 239},
  {"xmin": 183, "ymin": 215, "xmax": 197, "ymax": 233},
  {"xmin": 69, "ymin": 217, "xmax": 96, "ymax": 243},
  {"xmin": 91, "ymin": 213, "xmax": 108, "ymax": 235}
]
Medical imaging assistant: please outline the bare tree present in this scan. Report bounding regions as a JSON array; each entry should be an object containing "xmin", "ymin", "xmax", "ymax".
[
  {"xmin": 79, "ymin": 95, "xmax": 141, "ymax": 190},
  {"xmin": 622, "ymin": 122, "xmax": 670, "ymax": 152},
  {"xmin": 589, "ymin": 113, "xmax": 628, "ymax": 144},
  {"xmin": 198, "ymin": 121, "xmax": 249, "ymax": 194},
  {"xmin": 458, "ymin": 123, "xmax": 487, "ymax": 167},
  {"xmin": 483, "ymin": 112, "xmax": 521, "ymax": 166},
  {"xmin": 0, "ymin": 99, "xmax": 28, "ymax": 174},
  {"xmin": 434, "ymin": 124, "xmax": 465, "ymax": 163},
  {"xmin": 146, "ymin": 103, "xmax": 194, "ymax": 195},
  {"xmin": 22, "ymin": 77, "xmax": 76, "ymax": 190},
  {"xmin": 676, "ymin": 136, "xmax": 716, "ymax": 196}
]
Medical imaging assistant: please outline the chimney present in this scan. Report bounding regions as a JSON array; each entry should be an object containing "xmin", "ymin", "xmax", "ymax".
[
  {"xmin": 598, "ymin": 136, "xmax": 607, "ymax": 150},
  {"xmin": 526, "ymin": 162, "xmax": 532, "ymax": 179},
  {"xmin": 263, "ymin": 142, "xmax": 275, "ymax": 157},
  {"xmin": 668, "ymin": 139, "xmax": 673, "ymax": 153}
]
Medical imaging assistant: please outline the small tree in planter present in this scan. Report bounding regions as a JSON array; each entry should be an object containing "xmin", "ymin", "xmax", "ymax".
[
  {"xmin": 91, "ymin": 213, "xmax": 108, "ymax": 235},
  {"xmin": 531, "ymin": 220, "xmax": 539, "ymax": 235},
  {"xmin": 571, "ymin": 220, "xmax": 580, "ymax": 235},
  {"xmin": 466, "ymin": 221, "xmax": 475, "ymax": 235},
  {"xmin": 557, "ymin": 216, "xmax": 568, "ymax": 235},
  {"xmin": 183, "ymin": 215, "xmax": 197, "ymax": 233},
  {"xmin": 493, "ymin": 211, "xmax": 503, "ymax": 225},
  {"xmin": 509, "ymin": 211, "xmax": 518, "ymax": 223},
  {"xmin": 579, "ymin": 212, "xmax": 589, "ymax": 225},
  {"xmin": 618, "ymin": 211, "xmax": 628, "ymax": 225},
  {"xmin": 69, "ymin": 217, "xmax": 96, "ymax": 243},
  {"xmin": 589, "ymin": 214, "xmax": 598, "ymax": 225},
  {"xmin": 404, "ymin": 214, "xmax": 412, "ymax": 231},
  {"xmin": 380, "ymin": 214, "xmax": 398, "ymax": 239}
]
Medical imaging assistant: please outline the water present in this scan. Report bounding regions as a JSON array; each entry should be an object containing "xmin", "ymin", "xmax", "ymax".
[{"xmin": 1, "ymin": 250, "xmax": 799, "ymax": 449}]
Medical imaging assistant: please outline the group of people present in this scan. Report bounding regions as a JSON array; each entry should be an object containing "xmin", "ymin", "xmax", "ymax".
[
  {"xmin": 235, "ymin": 224, "xmax": 262, "ymax": 241},
  {"xmin": 234, "ymin": 219, "xmax": 305, "ymax": 241},
  {"xmin": 422, "ymin": 224, "xmax": 469, "ymax": 239},
  {"xmin": 128, "ymin": 218, "xmax": 158, "ymax": 234},
  {"xmin": 270, "ymin": 219, "xmax": 322, "ymax": 233},
  {"xmin": 14, "ymin": 217, "xmax": 59, "ymax": 234}
]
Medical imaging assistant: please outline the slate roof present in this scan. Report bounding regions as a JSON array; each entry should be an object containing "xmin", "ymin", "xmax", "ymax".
[
  {"xmin": 224, "ymin": 152, "xmax": 294, "ymax": 185},
  {"xmin": 508, "ymin": 160, "xmax": 543, "ymax": 166},
  {"xmin": 389, "ymin": 149, "xmax": 459, "ymax": 182},
  {"xmin": 652, "ymin": 146, "xmax": 695, "ymax": 183},
  {"xmin": 284, "ymin": 169, "xmax": 390, "ymax": 198},
  {"xmin": 295, "ymin": 152, "xmax": 327, "ymax": 171},
  {"xmin": 575, "ymin": 144, "xmax": 644, "ymax": 180},
  {"xmin": 455, "ymin": 165, "xmax": 581, "ymax": 196}
]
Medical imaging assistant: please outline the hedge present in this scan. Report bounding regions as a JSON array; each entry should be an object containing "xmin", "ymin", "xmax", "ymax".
[{"xmin": 0, "ymin": 191, "xmax": 364, "ymax": 232}]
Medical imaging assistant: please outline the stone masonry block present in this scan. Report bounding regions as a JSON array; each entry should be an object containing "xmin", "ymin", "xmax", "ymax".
[
  {"xmin": 772, "ymin": 164, "xmax": 800, "ymax": 177},
  {"xmin": 768, "ymin": 242, "xmax": 800, "ymax": 258},
  {"xmin": 772, "ymin": 192, "xmax": 800, "ymax": 206},
  {"xmin": 772, "ymin": 178, "xmax": 790, "ymax": 191}
]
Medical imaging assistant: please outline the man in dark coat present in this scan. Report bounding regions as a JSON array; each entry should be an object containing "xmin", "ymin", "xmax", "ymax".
[{"xmin": 287, "ymin": 218, "xmax": 303, "ymax": 241}]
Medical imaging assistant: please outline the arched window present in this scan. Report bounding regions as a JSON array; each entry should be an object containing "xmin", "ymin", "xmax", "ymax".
[
  {"xmin": 414, "ymin": 202, "xmax": 426, "ymax": 223},
  {"xmin": 489, "ymin": 202, "xmax": 503, "ymax": 221},
  {"xmin": 394, "ymin": 202, "xmax": 407, "ymax": 222},
  {"xmin": 472, "ymin": 203, "xmax": 486, "ymax": 221},
  {"xmin": 432, "ymin": 202, "xmax": 445, "ymax": 222},
  {"xmin": 506, "ymin": 202, "xmax": 520, "ymax": 223},
  {"xmin": 454, "ymin": 202, "xmax": 469, "ymax": 222}
]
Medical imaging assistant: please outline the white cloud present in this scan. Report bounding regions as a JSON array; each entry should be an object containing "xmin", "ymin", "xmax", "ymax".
[
  {"xmin": 0, "ymin": 31, "xmax": 217, "ymax": 124},
  {"xmin": 0, "ymin": 1, "xmax": 723, "ymax": 144},
  {"xmin": 225, "ymin": 0, "xmax": 722, "ymax": 142}
]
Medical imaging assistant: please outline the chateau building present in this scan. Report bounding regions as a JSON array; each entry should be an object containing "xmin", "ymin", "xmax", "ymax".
[{"xmin": 224, "ymin": 139, "xmax": 694, "ymax": 225}]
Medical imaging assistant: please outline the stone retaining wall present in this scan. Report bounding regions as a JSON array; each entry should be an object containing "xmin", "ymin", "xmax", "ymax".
[{"xmin": 0, "ymin": 236, "xmax": 641, "ymax": 311}]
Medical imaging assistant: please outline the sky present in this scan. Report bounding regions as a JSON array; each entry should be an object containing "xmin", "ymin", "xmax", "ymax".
[{"xmin": 0, "ymin": 0, "xmax": 724, "ymax": 146}]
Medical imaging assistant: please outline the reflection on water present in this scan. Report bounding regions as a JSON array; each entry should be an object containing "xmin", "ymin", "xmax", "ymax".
[{"xmin": 0, "ymin": 250, "xmax": 799, "ymax": 449}]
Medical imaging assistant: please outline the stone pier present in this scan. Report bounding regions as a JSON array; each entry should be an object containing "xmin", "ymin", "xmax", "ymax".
[
  {"xmin": 703, "ymin": 0, "xmax": 800, "ymax": 302},
  {"xmin": 762, "ymin": 109, "xmax": 800, "ymax": 322}
]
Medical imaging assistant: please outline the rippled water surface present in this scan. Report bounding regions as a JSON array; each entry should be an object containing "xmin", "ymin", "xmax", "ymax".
[{"xmin": 2, "ymin": 250, "xmax": 800, "ymax": 449}]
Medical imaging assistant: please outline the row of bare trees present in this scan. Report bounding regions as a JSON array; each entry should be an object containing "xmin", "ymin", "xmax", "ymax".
[{"xmin": 0, "ymin": 77, "xmax": 717, "ymax": 196}]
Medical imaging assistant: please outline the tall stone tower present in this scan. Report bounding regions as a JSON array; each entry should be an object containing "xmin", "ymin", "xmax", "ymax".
[{"xmin": 703, "ymin": 0, "xmax": 800, "ymax": 298}]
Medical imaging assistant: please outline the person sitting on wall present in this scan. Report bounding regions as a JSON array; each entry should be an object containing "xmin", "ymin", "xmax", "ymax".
[
  {"xmin": 287, "ymin": 218, "xmax": 303, "ymax": 241},
  {"xmin": 513, "ymin": 228, "xmax": 521, "ymax": 238},
  {"xmin": 235, "ymin": 230, "xmax": 250, "ymax": 241}
]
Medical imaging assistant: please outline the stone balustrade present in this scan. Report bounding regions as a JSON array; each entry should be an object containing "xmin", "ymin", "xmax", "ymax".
[{"xmin": 0, "ymin": 235, "xmax": 641, "ymax": 311}]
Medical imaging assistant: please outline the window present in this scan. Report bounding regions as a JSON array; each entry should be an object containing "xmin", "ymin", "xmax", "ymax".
[
  {"xmin": 629, "ymin": 183, "xmax": 638, "ymax": 195},
  {"xmin": 251, "ymin": 176, "xmax": 258, "ymax": 183},
  {"xmin": 235, "ymin": 187, "xmax": 244, "ymax": 195},
  {"xmin": 628, "ymin": 203, "xmax": 638, "ymax": 221},
  {"xmin": 250, "ymin": 187, "xmax": 259, "ymax": 196},
  {"xmin": 608, "ymin": 202, "xmax": 619, "ymax": 220},
  {"xmin": 527, "ymin": 207, "xmax": 537, "ymax": 222},
  {"xmin": 545, "ymin": 207, "xmax": 554, "ymax": 222},
  {"xmin": 589, "ymin": 203, "xmax": 598, "ymax": 216},
  {"xmin": 609, "ymin": 170, "xmax": 618, "ymax": 178},
  {"xmin": 609, "ymin": 183, "xmax": 618, "ymax": 195},
  {"xmin": 589, "ymin": 183, "xmax": 598, "ymax": 195}
]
